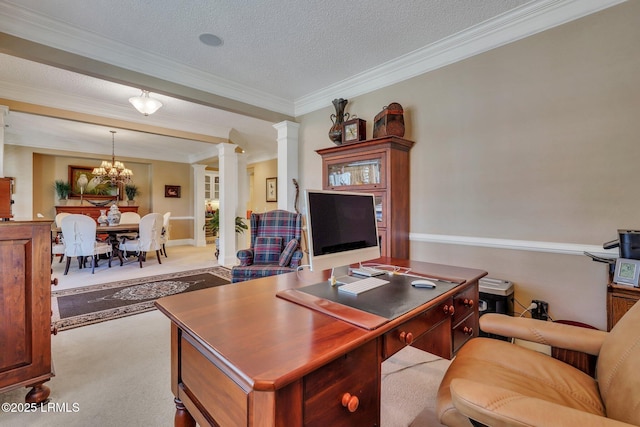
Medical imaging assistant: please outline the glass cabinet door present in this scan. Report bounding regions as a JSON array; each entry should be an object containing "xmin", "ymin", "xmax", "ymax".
[{"xmin": 325, "ymin": 154, "xmax": 386, "ymax": 190}]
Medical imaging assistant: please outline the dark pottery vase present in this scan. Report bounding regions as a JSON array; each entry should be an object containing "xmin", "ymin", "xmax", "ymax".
[{"xmin": 328, "ymin": 98, "xmax": 350, "ymax": 144}]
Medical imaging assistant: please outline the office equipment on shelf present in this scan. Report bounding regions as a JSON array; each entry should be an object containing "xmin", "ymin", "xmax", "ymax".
[{"xmin": 338, "ymin": 276, "xmax": 389, "ymax": 295}]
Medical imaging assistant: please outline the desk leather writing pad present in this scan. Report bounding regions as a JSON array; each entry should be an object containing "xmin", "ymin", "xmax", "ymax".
[{"xmin": 277, "ymin": 274, "xmax": 460, "ymax": 330}]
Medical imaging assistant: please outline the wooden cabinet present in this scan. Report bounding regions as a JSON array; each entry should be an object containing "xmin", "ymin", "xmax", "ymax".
[
  {"xmin": 0, "ymin": 221, "xmax": 54, "ymax": 403},
  {"xmin": 0, "ymin": 177, "xmax": 14, "ymax": 220},
  {"xmin": 317, "ymin": 136, "xmax": 414, "ymax": 258},
  {"xmin": 55, "ymin": 205, "xmax": 139, "ymax": 221},
  {"xmin": 607, "ymin": 283, "xmax": 640, "ymax": 331}
]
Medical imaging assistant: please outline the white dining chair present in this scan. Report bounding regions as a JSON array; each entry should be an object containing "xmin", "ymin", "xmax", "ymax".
[
  {"xmin": 60, "ymin": 214, "xmax": 112, "ymax": 274},
  {"xmin": 160, "ymin": 211, "xmax": 171, "ymax": 257},
  {"xmin": 119, "ymin": 213, "xmax": 163, "ymax": 268},
  {"xmin": 51, "ymin": 212, "xmax": 71, "ymax": 263},
  {"xmin": 116, "ymin": 211, "xmax": 141, "ymax": 256}
]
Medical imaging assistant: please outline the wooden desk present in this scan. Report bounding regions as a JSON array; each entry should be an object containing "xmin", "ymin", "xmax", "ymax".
[{"xmin": 155, "ymin": 258, "xmax": 486, "ymax": 427}]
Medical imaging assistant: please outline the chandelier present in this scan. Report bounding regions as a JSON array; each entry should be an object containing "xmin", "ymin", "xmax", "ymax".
[
  {"xmin": 92, "ymin": 131, "xmax": 133, "ymax": 185},
  {"xmin": 129, "ymin": 90, "xmax": 163, "ymax": 116}
]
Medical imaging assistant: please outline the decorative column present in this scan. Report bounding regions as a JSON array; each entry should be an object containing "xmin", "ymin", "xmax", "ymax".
[
  {"xmin": 218, "ymin": 142, "xmax": 240, "ymax": 267},
  {"xmin": 273, "ymin": 121, "xmax": 300, "ymax": 212},
  {"xmin": 192, "ymin": 164, "xmax": 207, "ymax": 247},
  {"xmin": 0, "ymin": 106, "xmax": 8, "ymax": 177}
]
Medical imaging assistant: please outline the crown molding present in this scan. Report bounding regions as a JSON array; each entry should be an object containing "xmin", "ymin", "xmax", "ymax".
[{"xmin": 294, "ymin": 0, "xmax": 626, "ymax": 116}]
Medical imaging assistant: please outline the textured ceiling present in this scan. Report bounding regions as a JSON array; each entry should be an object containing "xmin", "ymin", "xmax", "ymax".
[{"xmin": 0, "ymin": 0, "xmax": 624, "ymax": 164}]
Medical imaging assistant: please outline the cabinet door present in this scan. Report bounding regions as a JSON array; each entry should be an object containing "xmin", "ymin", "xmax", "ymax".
[{"xmin": 324, "ymin": 153, "xmax": 386, "ymax": 191}]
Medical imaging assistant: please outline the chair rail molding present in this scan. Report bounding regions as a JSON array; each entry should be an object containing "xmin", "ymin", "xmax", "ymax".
[{"xmin": 410, "ymin": 233, "xmax": 617, "ymax": 258}]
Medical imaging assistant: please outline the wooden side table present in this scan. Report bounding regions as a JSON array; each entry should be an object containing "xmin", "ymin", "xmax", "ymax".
[{"xmin": 607, "ymin": 283, "xmax": 640, "ymax": 331}]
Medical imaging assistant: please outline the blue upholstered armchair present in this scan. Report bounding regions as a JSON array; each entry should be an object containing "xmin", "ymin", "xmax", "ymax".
[{"xmin": 231, "ymin": 210, "xmax": 304, "ymax": 283}]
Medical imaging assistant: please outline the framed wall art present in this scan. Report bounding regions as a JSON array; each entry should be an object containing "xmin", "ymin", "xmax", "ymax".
[
  {"xmin": 68, "ymin": 165, "xmax": 121, "ymax": 200},
  {"xmin": 165, "ymin": 185, "xmax": 181, "ymax": 198},
  {"xmin": 266, "ymin": 177, "xmax": 277, "ymax": 202}
]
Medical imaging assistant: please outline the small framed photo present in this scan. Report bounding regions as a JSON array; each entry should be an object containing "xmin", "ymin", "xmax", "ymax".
[
  {"xmin": 614, "ymin": 258, "xmax": 640, "ymax": 287},
  {"xmin": 266, "ymin": 177, "xmax": 277, "ymax": 202},
  {"xmin": 164, "ymin": 185, "xmax": 181, "ymax": 198}
]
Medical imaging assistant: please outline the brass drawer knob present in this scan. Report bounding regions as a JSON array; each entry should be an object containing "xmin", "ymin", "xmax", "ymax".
[
  {"xmin": 341, "ymin": 393, "xmax": 359, "ymax": 413},
  {"xmin": 399, "ymin": 331, "xmax": 414, "ymax": 345},
  {"xmin": 463, "ymin": 298, "xmax": 474, "ymax": 308},
  {"xmin": 51, "ymin": 326, "xmax": 58, "ymax": 336},
  {"xmin": 443, "ymin": 304, "xmax": 455, "ymax": 315},
  {"xmin": 51, "ymin": 277, "xmax": 58, "ymax": 286},
  {"xmin": 463, "ymin": 326, "xmax": 473, "ymax": 335}
]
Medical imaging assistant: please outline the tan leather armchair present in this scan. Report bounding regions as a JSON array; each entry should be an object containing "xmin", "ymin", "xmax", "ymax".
[{"xmin": 437, "ymin": 301, "xmax": 640, "ymax": 426}]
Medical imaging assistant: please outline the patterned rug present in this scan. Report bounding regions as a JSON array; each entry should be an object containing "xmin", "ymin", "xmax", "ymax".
[{"xmin": 51, "ymin": 267, "xmax": 231, "ymax": 331}]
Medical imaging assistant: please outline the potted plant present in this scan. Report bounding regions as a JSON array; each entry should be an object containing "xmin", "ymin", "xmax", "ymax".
[
  {"xmin": 54, "ymin": 180, "xmax": 71, "ymax": 205},
  {"xmin": 124, "ymin": 184, "xmax": 140, "ymax": 205},
  {"xmin": 204, "ymin": 211, "xmax": 248, "ymax": 258}
]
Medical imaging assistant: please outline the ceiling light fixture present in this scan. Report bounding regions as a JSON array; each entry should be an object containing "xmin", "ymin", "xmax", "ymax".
[
  {"xmin": 92, "ymin": 131, "xmax": 133, "ymax": 185},
  {"xmin": 129, "ymin": 90, "xmax": 163, "ymax": 116}
]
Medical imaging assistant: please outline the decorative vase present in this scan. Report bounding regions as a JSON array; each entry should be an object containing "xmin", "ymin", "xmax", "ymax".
[
  {"xmin": 107, "ymin": 204, "xmax": 121, "ymax": 226},
  {"xmin": 328, "ymin": 98, "xmax": 349, "ymax": 144},
  {"xmin": 97, "ymin": 209, "xmax": 109, "ymax": 226},
  {"xmin": 127, "ymin": 199, "xmax": 136, "ymax": 206}
]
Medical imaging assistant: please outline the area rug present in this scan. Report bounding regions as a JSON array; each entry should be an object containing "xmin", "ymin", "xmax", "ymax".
[{"xmin": 51, "ymin": 267, "xmax": 231, "ymax": 331}]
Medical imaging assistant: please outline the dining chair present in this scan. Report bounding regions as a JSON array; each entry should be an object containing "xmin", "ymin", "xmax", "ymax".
[
  {"xmin": 160, "ymin": 211, "xmax": 171, "ymax": 257},
  {"xmin": 117, "ymin": 211, "xmax": 141, "ymax": 256},
  {"xmin": 119, "ymin": 212, "xmax": 163, "ymax": 268},
  {"xmin": 51, "ymin": 212, "xmax": 71, "ymax": 263},
  {"xmin": 60, "ymin": 214, "xmax": 112, "ymax": 274}
]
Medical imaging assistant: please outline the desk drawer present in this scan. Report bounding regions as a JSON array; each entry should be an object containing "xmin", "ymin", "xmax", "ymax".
[
  {"xmin": 452, "ymin": 283, "xmax": 477, "ymax": 325},
  {"xmin": 304, "ymin": 339, "xmax": 379, "ymax": 427},
  {"xmin": 181, "ymin": 336, "xmax": 248, "ymax": 426},
  {"xmin": 383, "ymin": 299, "xmax": 450, "ymax": 359},
  {"xmin": 452, "ymin": 313, "xmax": 477, "ymax": 354}
]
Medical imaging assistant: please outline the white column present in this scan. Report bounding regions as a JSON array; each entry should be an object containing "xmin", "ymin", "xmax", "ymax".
[
  {"xmin": 237, "ymin": 151, "xmax": 249, "ymax": 249},
  {"xmin": 0, "ymin": 106, "xmax": 8, "ymax": 177},
  {"xmin": 192, "ymin": 164, "xmax": 207, "ymax": 247},
  {"xmin": 218, "ymin": 143, "xmax": 239, "ymax": 267},
  {"xmin": 273, "ymin": 121, "xmax": 300, "ymax": 212}
]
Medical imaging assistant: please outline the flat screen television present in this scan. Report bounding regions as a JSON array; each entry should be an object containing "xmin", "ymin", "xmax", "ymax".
[{"xmin": 305, "ymin": 189, "xmax": 381, "ymax": 278}]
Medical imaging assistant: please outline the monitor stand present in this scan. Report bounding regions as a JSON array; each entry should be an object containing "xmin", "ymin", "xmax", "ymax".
[{"xmin": 330, "ymin": 265, "xmax": 359, "ymax": 285}]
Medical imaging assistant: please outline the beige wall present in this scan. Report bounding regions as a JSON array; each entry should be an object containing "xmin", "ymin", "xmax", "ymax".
[
  {"xmin": 247, "ymin": 158, "xmax": 278, "ymax": 214},
  {"xmin": 296, "ymin": 2, "xmax": 640, "ymax": 330}
]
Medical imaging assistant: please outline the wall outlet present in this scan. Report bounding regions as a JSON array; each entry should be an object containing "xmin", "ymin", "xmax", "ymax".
[{"xmin": 531, "ymin": 300, "xmax": 549, "ymax": 320}]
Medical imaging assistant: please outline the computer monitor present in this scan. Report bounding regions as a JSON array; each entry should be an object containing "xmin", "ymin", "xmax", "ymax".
[{"xmin": 305, "ymin": 189, "xmax": 381, "ymax": 278}]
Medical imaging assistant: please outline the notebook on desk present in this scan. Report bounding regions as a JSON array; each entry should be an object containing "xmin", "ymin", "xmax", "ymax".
[{"xmin": 276, "ymin": 274, "xmax": 461, "ymax": 330}]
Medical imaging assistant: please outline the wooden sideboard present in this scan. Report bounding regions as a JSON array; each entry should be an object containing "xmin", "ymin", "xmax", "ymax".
[
  {"xmin": 155, "ymin": 257, "xmax": 485, "ymax": 426},
  {"xmin": 607, "ymin": 283, "xmax": 640, "ymax": 331},
  {"xmin": 317, "ymin": 136, "xmax": 414, "ymax": 259},
  {"xmin": 0, "ymin": 221, "xmax": 55, "ymax": 403},
  {"xmin": 55, "ymin": 205, "xmax": 139, "ymax": 221}
]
